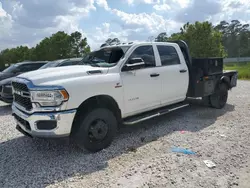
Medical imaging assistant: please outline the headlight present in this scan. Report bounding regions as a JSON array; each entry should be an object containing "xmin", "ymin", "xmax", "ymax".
[{"xmin": 30, "ymin": 90, "xmax": 69, "ymax": 107}]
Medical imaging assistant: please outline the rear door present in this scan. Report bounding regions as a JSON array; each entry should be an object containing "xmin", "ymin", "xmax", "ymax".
[{"xmin": 155, "ymin": 44, "xmax": 189, "ymax": 105}]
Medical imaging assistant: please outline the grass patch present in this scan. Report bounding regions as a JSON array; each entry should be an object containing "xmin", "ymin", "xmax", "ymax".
[{"xmin": 224, "ymin": 62, "xmax": 250, "ymax": 80}]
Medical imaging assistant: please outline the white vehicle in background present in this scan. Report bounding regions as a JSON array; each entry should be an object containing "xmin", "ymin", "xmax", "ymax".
[{"xmin": 11, "ymin": 41, "xmax": 237, "ymax": 152}]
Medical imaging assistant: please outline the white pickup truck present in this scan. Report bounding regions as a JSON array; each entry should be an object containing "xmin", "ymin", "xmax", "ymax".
[{"xmin": 11, "ymin": 41, "xmax": 238, "ymax": 152}]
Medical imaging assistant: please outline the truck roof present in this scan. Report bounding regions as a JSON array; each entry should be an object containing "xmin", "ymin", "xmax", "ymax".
[
  {"xmin": 16, "ymin": 61, "xmax": 48, "ymax": 65},
  {"xmin": 100, "ymin": 41, "xmax": 180, "ymax": 49},
  {"xmin": 51, "ymin": 58, "xmax": 83, "ymax": 62}
]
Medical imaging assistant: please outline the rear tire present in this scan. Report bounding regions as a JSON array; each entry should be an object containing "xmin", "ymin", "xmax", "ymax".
[
  {"xmin": 72, "ymin": 108, "xmax": 118, "ymax": 152},
  {"xmin": 210, "ymin": 83, "xmax": 228, "ymax": 109}
]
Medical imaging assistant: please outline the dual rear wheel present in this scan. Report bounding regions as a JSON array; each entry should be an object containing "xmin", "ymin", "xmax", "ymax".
[{"xmin": 202, "ymin": 83, "xmax": 228, "ymax": 109}]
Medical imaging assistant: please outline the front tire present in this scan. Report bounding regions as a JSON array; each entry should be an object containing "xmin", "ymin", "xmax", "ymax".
[
  {"xmin": 210, "ymin": 83, "xmax": 228, "ymax": 109},
  {"xmin": 73, "ymin": 108, "xmax": 118, "ymax": 152}
]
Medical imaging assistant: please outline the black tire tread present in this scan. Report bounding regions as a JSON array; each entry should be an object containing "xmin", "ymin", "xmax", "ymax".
[
  {"xmin": 72, "ymin": 108, "xmax": 117, "ymax": 152},
  {"xmin": 210, "ymin": 83, "xmax": 228, "ymax": 109}
]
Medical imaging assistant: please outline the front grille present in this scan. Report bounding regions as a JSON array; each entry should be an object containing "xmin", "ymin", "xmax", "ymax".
[
  {"xmin": 14, "ymin": 94, "xmax": 33, "ymax": 110},
  {"xmin": 13, "ymin": 113, "xmax": 31, "ymax": 130},
  {"xmin": 12, "ymin": 81, "xmax": 32, "ymax": 111},
  {"xmin": 12, "ymin": 82, "xmax": 29, "ymax": 92}
]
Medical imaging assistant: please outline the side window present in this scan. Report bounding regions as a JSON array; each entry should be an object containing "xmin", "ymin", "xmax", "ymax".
[
  {"xmin": 18, "ymin": 64, "xmax": 43, "ymax": 72},
  {"xmin": 129, "ymin": 45, "xmax": 156, "ymax": 67},
  {"xmin": 27, "ymin": 63, "xmax": 45, "ymax": 71},
  {"xmin": 33, "ymin": 63, "xmax": 46, "ymax": 69},
  {"xmin": 157, "ymin": 45, "xmax": 180, "ymax": 66},
  {"xmin": 71, "ymin": 61, "xmax": 81, "ymax": 65}
]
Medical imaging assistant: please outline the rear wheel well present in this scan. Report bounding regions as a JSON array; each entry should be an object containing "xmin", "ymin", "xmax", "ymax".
[
  {"xmin": 220, "ymin": 76, "xmax": 231, "ymax": 89},
  {"xmin": 71, "ymin": 95, "xmax": 122, "ymax": 135}
]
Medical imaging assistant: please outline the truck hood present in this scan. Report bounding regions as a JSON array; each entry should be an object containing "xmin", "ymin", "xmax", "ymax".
[
  {"xmin": 0, "ymin": 76, "xmax": 16, "ymax": 86},
  {"xmin": 17, "ymin": 65, "xmax": 109, "ymax": 85}
]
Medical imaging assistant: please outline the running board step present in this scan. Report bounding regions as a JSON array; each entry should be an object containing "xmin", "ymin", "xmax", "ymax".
[{"xmin": 123, "ymin": 102, "xmax": 189, "ymax": 125}]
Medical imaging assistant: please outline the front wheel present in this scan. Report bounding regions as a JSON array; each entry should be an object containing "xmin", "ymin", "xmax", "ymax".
[
  {"xmin": 210, "ymin": 83, "xmax": 228, "ymax": 109},
  {"xmin": 72, "ymin": 108, "xmax": 118, "ymax": 152}
]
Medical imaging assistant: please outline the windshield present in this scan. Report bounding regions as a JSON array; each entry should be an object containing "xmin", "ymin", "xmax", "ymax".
[
  {"xmin": 80, "ymin": 46, "xmax": 131, "ymax": 67},
  {"xmin": 2, "ymin": 64, "xmax": 20, "ymax": 73}
]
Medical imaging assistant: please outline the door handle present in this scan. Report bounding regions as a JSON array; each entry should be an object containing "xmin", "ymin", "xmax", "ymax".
[
  {"xmin": 150, "ymin": 73, "xmax": 160, "ymax": 77},
  {"xmin": 179, "ymin": 69, "xmax": 187, "ymax": 73}
]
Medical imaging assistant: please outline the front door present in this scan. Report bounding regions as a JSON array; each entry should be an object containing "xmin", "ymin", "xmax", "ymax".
[{"xmin": 120, "ymin": 45, "xmax": 162, "ymax": 116}]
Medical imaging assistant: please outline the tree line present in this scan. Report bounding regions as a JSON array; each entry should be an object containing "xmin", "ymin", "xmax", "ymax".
[
  {"xmin": 0, "ymin": 19, "xmax": 249, "ymax": 70},
  {"xmin": 0, "ymin": 31, "xmax": 90, "ymax": 70},
  {"xmin": 154, "ymin": 20, "xmax": 250, "ymax": 58},
  {"xmin": 102, "ymin": 20, "xmax": 250, "ymax": 59}
]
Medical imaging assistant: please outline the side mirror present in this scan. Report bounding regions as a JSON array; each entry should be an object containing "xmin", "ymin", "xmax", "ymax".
[{"xmin": 122, "ymin": 58, "xmax": 145, "ymax": 71}]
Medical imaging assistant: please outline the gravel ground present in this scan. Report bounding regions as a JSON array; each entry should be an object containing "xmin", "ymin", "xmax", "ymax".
[{"xmin": 0, "ymin": 80, "xmax": 250, "ymax": 188}]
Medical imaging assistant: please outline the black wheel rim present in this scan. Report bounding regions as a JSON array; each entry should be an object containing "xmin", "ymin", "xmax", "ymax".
[{"xmin": 88, "ymin": 119, "xmax": 108, "ymax": 142}]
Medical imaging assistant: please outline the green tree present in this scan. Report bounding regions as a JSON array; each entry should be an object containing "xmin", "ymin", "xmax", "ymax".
[
  {"xmin": 0, "ymin": 46, "xmax": 30, "ymax": 68},
  {"xmin": 78, "ymin": 37, "xmax": 91, "ymax": 55},
  {"xmin": 215, "ymin": 20, "xmax": 250, "ymax": 57},
  {"xmin": 28, "ymin": 47, "xmax": 37, "ymax": 61},
  {"xmin": 0, "ymin": 30, "xmax": 92, "ymax": 69},
  {"xmin": 168, "ymin": 32, "xmax": 183, "ymax": 41},
  {"xmin": 168, "ymin": 21, "xmax": 226, "ymax": 57},
  {"xmin": 70, "ymin": 31, "xmax": 90, "ymax": 57},
  {"xmin": 155, "ymin": 32, "xmax": 168, "ymax": 42},
  {"xmin": 48, "ymin": 31, "xmax": 72, "ymax": 60},
  {"xmin": 100, "ymin": 38, "xmax": 121, "ymax": 47},
  {"xmin": 34, "ymin": 31, "xmax": 91, "ymax": 60}
]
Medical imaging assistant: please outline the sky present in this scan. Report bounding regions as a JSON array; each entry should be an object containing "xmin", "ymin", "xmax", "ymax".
[{"xmin": 0, "ymin": 0, "xmax": 250, "ymax": 51}]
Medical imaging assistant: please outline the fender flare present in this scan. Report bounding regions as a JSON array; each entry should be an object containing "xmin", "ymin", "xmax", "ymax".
[{"xmin": 220, "ymin": 76, "xmax": 231, "ymax": 89}]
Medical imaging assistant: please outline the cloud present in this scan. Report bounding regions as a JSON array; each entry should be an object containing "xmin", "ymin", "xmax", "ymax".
[
  {"xmin": 175, "ymin": 0, "xmax": 250, "ymax": 24},
  {"xmin": 128, "ymin": 0, "xmax": 191, "ymax": 9},
  {"xmin": 170, "ymin": 0, "xmax": 191, "ymax": 9},
  {"xmin": 175, "ymin": 0, "xmax": 222, "ymax": 23},
  {"xmin": 96, "ymin": 0, "xmax": 110, "ymax": 10},
  {"xmin": 1, "ymin": 0, "xmax": 250, "ymax": 53},
  {"xmin": 126, "ymin": 0, "xmax": 160, "ymax": 5},
  {"xmin": 86, "ymin": 20, "xmax": 149, "ymax": 50},
  {"xmin": 1, "ymin": 0, "xmax": 183, "ymax": 51},
  {"xmin": 0, "ymin": 0, "xmax": 102, "ymax": 50},
  {"xmin": 86, "ymin": 22, "xmax": 131, "ymax": 50},
  {"xmin": 0, "ymin": 2, "xmax": 6, "ymax": 16},
  {"xmin": 111, "ymin": 9, "xmax": 181, "ymax": 34},
  {"xmin": 153, "ymin": 3, "xmax": 170, "ymax": 11},
  {"xmin": 0, "ymin": 3, "xmax": 14, "ymax": 49},
  {"xmin": 213, "ymin": 0, "xmax": 250, "ymax": 24}
]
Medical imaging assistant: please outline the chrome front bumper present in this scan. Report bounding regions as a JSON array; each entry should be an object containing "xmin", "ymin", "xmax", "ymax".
[{"xmin": 12, "ymin": 104, "xmax": 76, "ymax": 138}]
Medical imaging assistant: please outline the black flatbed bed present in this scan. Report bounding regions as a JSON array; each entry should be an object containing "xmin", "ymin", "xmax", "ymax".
[{"xmin": 169, "ymin": 40, "xmax": 238, "ymax": 98}]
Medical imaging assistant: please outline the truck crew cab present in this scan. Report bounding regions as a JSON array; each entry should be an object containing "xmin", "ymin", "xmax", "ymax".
[{"xmin": 11, "ymin": 41, "xmax": 237, "ymax": 152}]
